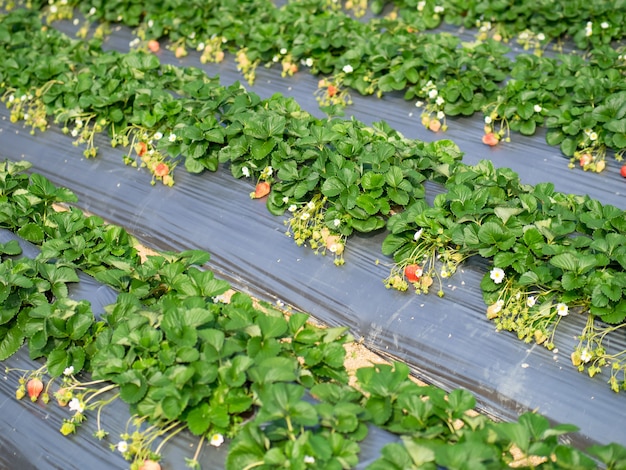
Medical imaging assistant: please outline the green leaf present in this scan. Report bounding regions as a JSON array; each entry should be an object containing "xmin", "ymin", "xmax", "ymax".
[
  {"xmin": 356, "ymin": 194, "xmax": 380, "ymax": 215},
  {"xmin": 601, "ymin": 284, "xmax": 623, "ymax": 303},
  {"xmin": 246, "ymin": 336, "xmax": 281, "ymax": 360},
  {"xmin": 494, "ymin": 207, "xmax": 523, "ymax": 224},
  {"xmin": 0, "ymin": 240, "xmax": 22, "ymax": 256},
  {"xmin": 497, "ymin": 422, "xmax": 531, "ymax": 452},
  {"xmin": 385, "ymin": 166, "xmax": 404, "ymax": 187},
  {"xmin": 561, "ymin": 272, "xmax": 585, "ymax": 291},
  {"xmin": 588, "ymin": 442, "xmax": 626, "ymax": 468},
  {"xmin": 545, "ymin": 129, "xmax": 565, "ymax": 146},
  {"xmin": 0, "ymin": 325, "xmax": 24, "ymax": 360},
  {"xmin": 403, "ymin": 438, "xmax": 437, "ymax": 468},
  {"xmin": 519, "ymin": 119, "xmax": 536, "ymax": 135},
  {"xmin": 552, "ymin": 445, "xmax": 597, "ymax": 468},
  {"xmin": 185, "ymin": 157, "xmax": 205, "ymax": 174},
  {"xmin": 549, "ymin": 252, "xmax": 578, "ymax": 271},
  {"xmin": 351, "ymin": 216, "xmax": 385, "ymax": 233},
  {"xmin": 369, "ymin": 443, "xmax": 414, "ymax": 470},
  {"xmin": 435, "ymin": 440, "xmax": 499, "ymax": 469},
  {"xmin": 46, "ymin": 348, "xmax": 70, "ymax": 377},
  {"xmin": 118, "ymin": 370, "xmax": 148, "ymax": 404},
  {"xmin": 256, "ymin": 382, "xmax": 305, "ymax": 419},
  {"xmin": 381, "ymin": 234, "xmax": 409, "ymax": 257},
  {"xmin": 256, "ymin": 314, "xmax": 288, "ymax": 339},
  {"xmin": 519, "ymin": 271, "xmax": 540, "ymax": 285},
  {"xmin": 17, "ymin": 223, "xmax": 44, "ymax": 243},
  {"xmin": 378, "ymin": 74, "xmax": 406, "ymax": 92},
  {"xmin": 477, "ymin": 221, "xmax": 504, "ymax": 245},
  {"xmin": 123, "ymin": 52, "xmax": 160, "ymax": 70},
  {"xmin": 361, "ymin": 172, "xmax": 385, "ymax": 190},
  {"xmin": 612, "ymin": 133, "xmax": 626, "ymax": 148},
  {"xmin": 387, "ymin": 187, "xmax": 410, "ymax": 206},
  {"xmin": 447, "ymin": 388, "xmax": 476, "ymax": 416},
  {"xmin": 291, "ymin": 400, "xmax": 319, "ymax": 427},
  {"xmin": 321, "ymin": 176, "xmax": 345, "ymax": 197},
  {"xmin": 180, "ymin": 125, "xmax": 204, "ymax": 141},
  {"xmin": 365, "ymin": 395, "xmax": 392, "ymax": 426},
  {"xmin": 247, "ymin": 356, "xmax": 297, "ymax": 384},
  {"xmin": 288, "ymin": 313, "xmax": 309, "ymax": 334},
  {"xmin": 225, "ymin": 427, "xmax": 266, "ymax": 469},
  {"xmin": 176, "ymin": 346, "xmax": 200, "ymax": 363},
  {"xmin": 604, "ymin": 118, "xmax": 626, "ymax": 134},
  {"xmin": 162, "ymin": 394, "xmax": 185, "ymax": 420},
  {"xmin": 161, "ymin": 311, "xmax": 198, "ymax": 347},
  {"xmin": 187, "ymin": 403, "xmax": 212, "ymax": 435},
  {"xmin": 249, "ymin": 138, "xmax": 276, "ymax": 160},
  {"xmin": 560, "ymin": 137, "xmax": 578, "ymax": 156},
  {"xmin": 220, "ymin": 355, "xmax": 254, "ymax": 387},
  {"xmin": 598, "ymin": 300, "xmax": 626, "ymax": 324}
]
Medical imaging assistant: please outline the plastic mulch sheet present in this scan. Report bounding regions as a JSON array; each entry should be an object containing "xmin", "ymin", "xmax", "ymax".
[{"xmin": 1, "ymin": 15, "xmax": 625, "ymax": 469}]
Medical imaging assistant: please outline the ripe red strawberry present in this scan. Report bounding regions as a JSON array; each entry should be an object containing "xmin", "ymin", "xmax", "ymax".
[
  {"xmin": 254, "ymin": 181, "xmax": 271, "ymax": 198},
  {"xmin": 404, "ymin": 264, "xmax": 422, "ymax": 283},
  {"xmin": 621, "ymin": 165, "xmax": 626, "ymax": 178},
  {"xmin": 27, "ymin": 378, "xmax": 43, "ymax": 402}
]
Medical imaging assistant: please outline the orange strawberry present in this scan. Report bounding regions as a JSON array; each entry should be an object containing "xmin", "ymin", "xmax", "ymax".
[
  {"xmin": 27, "ymin": 378, "xmax": 43, "ymax": 402},
  {"xmin": 482, "ymin": 132, "xmax": 499, "ymax": 146},
  {"xmin": 136, "ymin": 141, "xmax": 148, "ymax": 157},
  {"xmin": 148, "ymin": 40, "xmax": 160, "ymax": 53},
  {"xmin": 428, "ymin": 119, "xmax": 442, "ymax": 132},
  {"xmin": 154, "ymin": 163, "xmax": 169, "ymax": 177},
  {"xmin": 139, "ymin": 460, "xmax": 161, "ymax": 470},
  {"xmin": 579, "ymin": 153, "xmax": 592, "ymax": 167},
  {"xmin": 254, "ymin": 181, "xmax": 270, "ymax": 198}
]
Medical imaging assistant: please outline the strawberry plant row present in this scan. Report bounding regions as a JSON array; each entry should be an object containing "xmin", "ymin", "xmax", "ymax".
[
  {"xmin": 2, "ymin": 159, "xmax": 626, "ymax": 469},
  {"xmin": 379, "ymin": 0, "xmax": 626, "ymax": 50},
  {"xmin": 5, "ymin": 0, "xmax": 626, "ymax": 171},
  {"xmin": 382, "ymin": 160, "xmax": 626, "ymax": 391},
  {"xmin": 1, "ymin": 8, "xmax": 626, "ymax": 393},
  {"xmin": 0, "ymin": 8, "xmax": 459, "ymax": 256}
]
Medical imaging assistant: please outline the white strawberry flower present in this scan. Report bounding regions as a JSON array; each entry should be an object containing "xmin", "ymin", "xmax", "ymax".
[
  {"xmin": 210, "ymin": 433, "xmax": 224, "ymax": 447},
  {"xmin": 116, "ymin": 441, "xmax": 128, "ymax": 453},
  {"xmin": 490, "ymin": 267, "xmax": 505, "ymax": 284}
]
